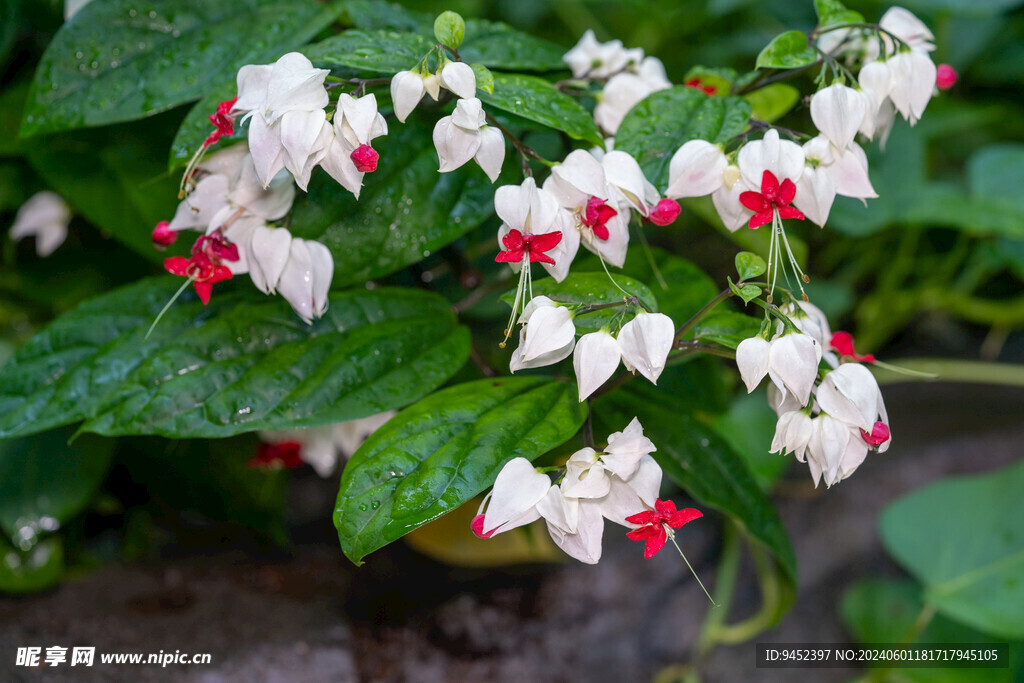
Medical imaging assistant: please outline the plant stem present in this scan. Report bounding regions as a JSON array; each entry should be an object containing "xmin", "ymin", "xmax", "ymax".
[
  {"xmin": 485, "ymin": 113, "xmax": 553, "ymax": 177},
  {"xmin": 674, "ymin": 288, "xmax": 732, "ymax": 343}
]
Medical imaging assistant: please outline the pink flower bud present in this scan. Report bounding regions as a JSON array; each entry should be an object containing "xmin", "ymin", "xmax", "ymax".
[
  {"xmin": 648, "ymin": 198, "xmax": 681, "ymax": 226},
  {"xmin": 936, "ymin": 64, "xmax": 957, "ymax": 90},
  {"xmin": 350, "ymin": 144, "xmax": 379, "ymax": 173},
  {"xmin": 151, "ymin": 220, "xmax": 178, "ymax": 248},
  {"xmin": 860, "ymin": 422, "xmax": 890, "ymax": 447}
]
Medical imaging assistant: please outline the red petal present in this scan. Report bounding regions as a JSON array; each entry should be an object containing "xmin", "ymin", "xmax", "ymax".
[
  {"xmin": 350, "ymin": 144, "xmax": 379, "ymax": 173},
  {"xmin": 471, "ymin": 514, "xmax": 495, "ymax": 539},
  {"xmin": 666, "ymin": 508, "xmax": 703, "ymax": 529},
  {"xmin": 760, "ymin": 170, "xmax": 780, "ymax": 198},
  {"xmin": 739, "ymin": 191, "xmax": 769, "ymax": 212},
  {"xmin": 193, "ymin": 281, "xmax": 213, "ymax": 305},
  {"xmin": 495, "ymin": 250, "xmax": 523, "ymax": 263},
  {"xmin": 527, "ymin": 230, "xmax": 563, "ymax": 254},
  {"xmin": 778, "ymin": 178, "xmax": 796, "ymax": 205},
  {"xmin": 861, "ymin": 422, "xmax": 890, "ymax": 446},
  {"xmin": 164, "ymin": 256, "xmax": 191, "ymax": 277},
  {"xmin": 501, "ymin": 229, "xmax": 524, "ymax": 251},
  {"xmin": 654, "ymin": 498, "xmax": 676, "ymax": 517},
  {"xmin": 152, "ymin": 221, "xmax": 178, "ymax": 247},
  {"xmin": 625, "ymin": 510, "xmax": 657, "ymax": 525},
  {"xmin": 777, "ymin": 205, "xmax": 805, "ymax": 222},
  {"xmin": 529, "ymin": 251, "xmax": 556, "ymax": 265},
  {"xmin": 748, "ymin": 210, "xmax": 773, "ymax": 229},
  {"xmin": 648, "ymin": 199, "xmax": 680, "ymax": 226},
  {"xmin": 626, "ymin": 525, "xmax": 658, "ymax": 541},
  {"xmin": 207, "ymin": 265, "xmax": 234, "ymax": 285},
  {"xmin": 594, "ymin": 203, "xmax": 618, "ymax": 226},
  {"xmin": 644, "ymin": 528, "xmax": 668, "ymax": 559},
  {"xmin": 591, "ymin": 223, "xmax": 610, "ymax": 241}
]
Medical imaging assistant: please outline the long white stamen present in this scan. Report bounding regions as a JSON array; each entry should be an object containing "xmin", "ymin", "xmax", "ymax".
[
  {"xmin": 146, "ymin": 277, "xmax": 195, "ymax": 339},
  {"xmin": 778, "ymin": 221, "xmax": 809, "ymax": 301},
  {"xmin": 500, "ymin": 259, "xmax": 530, "ymax": 348}
]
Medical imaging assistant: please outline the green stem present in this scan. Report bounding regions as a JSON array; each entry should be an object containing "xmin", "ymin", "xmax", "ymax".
[
  {"xmin": 635, "ymin": 224, "xmax": 668, "ymax": 290},
  {"xmin": 674, "ymin": 288, "xmax": 732, "ymax": 343},
  {"xmin": 709, "ymin": 540, "xmax": 781, "ymax": 645}
]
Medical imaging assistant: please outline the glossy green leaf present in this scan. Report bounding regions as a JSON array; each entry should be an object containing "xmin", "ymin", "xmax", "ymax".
[
  {"xmin": 841, "ymin": 578, "xmax": 1024, "ymax": 682},
  {"xmin": 304, "ymin": 29, "xmax": 434, "ymax": 75},
  {"xmin": 334, "ymin": 377, "xmax": 587, "ymax": 565},
  {"xmin": 694, "ymin": 309, "xmax": 761, "ymax": 348},
  {"xmin": 881, "ymin": 459, "xmax": 1024, "ymax": 639},
  {"xmin": 814, "ymin": 0, "xmax": 865, "ymax": 27},
  {"xmin": 0, "ymin": 279, "xmax": 469, "ymax": 439},
  {"xmin": 287, "ymin": 119, "xmax": 496, "ymax": 286},
  {"xmin": 616, "ymin": 87, "xmax": 752, "ymax": 189},
  {"xmin": 479, "ymin": 72, "xmax": 604, "ymax": 147},
  {"xmin": 735, "ymin": 251, "xmax": 767, "ymax": 280},
  {"xmin": 595, "ymin": 386, "xmax": 796, "ymax": 620},
  {"xmin": 745, "ymin": 83, "xmax": 800, "ymax": 123},
  {"xmin": 502, "ymin": 272, "xmax": 657, "ymax": 334},
  {"xmin": 336, "ymin": 0, "xmax": 430, "ymax": 32},
  {"xmin": 20, "ymin": 0, "xmax": 342, "ymax": 137},
  {"xmin": 459, "ymin": 19, "xmax": 568, "ymax": 72},
  {"xmin": 26, "ymin": 114, "xmax": 181, "ymax": 261},
  {"xmin": 472, "ymin": 63, "xmax": 495, "ymax": 95},
  {"xmin": 0, "ymin": 536, "xmax": 63, "ymax": 594},
  {"xmin": 755, "ymin": 31, "xmax": 819, "ymax": 70},
  {"xmin": 728, "ymin": 277, "xmax": 761, "ymax": 304},
  {"xmin": 0, "ymin": 429, "xmax": 114, "ymax": 542}
]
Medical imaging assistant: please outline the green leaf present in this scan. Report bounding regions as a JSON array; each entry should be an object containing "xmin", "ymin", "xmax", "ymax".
[
  {"xmin": 479, "ymin": 72, "xmax": 604, "ymax": 147},
  {"xmin": 0, "ymin": 536, "xmax": 63, "ymax": 594},
  {"xmin": 814, "ymin": 0, "xmax": 865, "ymax": 27},
  {"xmin": 755, "ymin": 31, "xmax": 819, "ymax": 70},
  {"xmin": 501, "ymin": 272, "xmax": 658, "ymax": 334},
  {"xmin": 595, "ymin": 386, "xmax": 796, "ymax": 621},
  {"xmin": 459, "ymin": 19, "xmax": 568, "ymax": 72},
  {"xmin": 615, "ymin": 246, "xmax": 719, "ymax": 327},
  {"xmin": 433, "ymin": 10, "xmax": 465, "ymax": 48},
  {"xmin": 0, "ymin": 81, "xmax": 29, "ymax": 156},
  {"xmin": 472, "ymin": 63, "xmax": 495, "ymax": 95},
  {"xmin": 728, "ymin": 277, "xmax": 761, "ymax": 305},
  {"xmin": 334, "ymin": 377, "xmax": 586, "ymax": 565},
  {"xmin": 20, "ymin": 0, "xmax": 343, "ymax": 137},
  {"xmin": 304, "ymin": 29, "xmax": 433, "ymax": 75},
  {"xmin": 0, "ymin": 279, "xmax": 469, "ymax": 439},
  {"xmin": 694, "ymin": 309, "xmax": 761, "ymax": 348},
  {"xmin": 881, "ymin": 459, "xmax": 1024, "ymax": 639},
  {"xmin": 840, "ymin": 578, "xmax": 1024, "ymax": 682},
  {"xmin": 969, "ymin": 143, "xmax": 1024, "ymax": 213},
  {"xmin": 0, "ymin": 429, "xmax": 114, "ymax": 542},
  {"xmin": 288, "ymin": 119, "xmax": 497, "ymax": 286},
  {"xmin": 336, "ymin": 0, "xmax": 431, "ymax": 32},
  {"xmin": 711, "ymin": 392, "xmax": 789, "ymax": 490},
  {"xmin": 682, "ymin": 66, "xmax": 737, "ymax": 96},
  {"xmin": 26, "ymin": 114, "xmax": 181, "ymax": 261},
  {"xmin": 735, "ymin": 251, "xmax": 767, "ymax": 280},
  {"xmin": 616, "ymin": 87, "xmax": 752, "ymax": 189},
  {"xmin": 744, "ymin": 83, "xmax": 800, "ymax": 123}
]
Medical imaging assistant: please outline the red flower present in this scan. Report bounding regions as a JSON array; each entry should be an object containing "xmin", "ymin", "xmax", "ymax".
[
  {"xmin": 494, "ymin": 228, "xmax": 563, "ymax": 265},
  {"xmin": 739, "ymin": 170, "xmax": 805, "ymax": 229},
  {"xmin": 350, "ymin": 144, "xmax": 379, "ymax": 173},
  {"xmin": 646, "ymin": 198, "xmax": 681, "ymax": 226},
  {"xmin": 861, "ymin": 422, "xmax": 890, "ymax": 448},
  {"xmin": 164, "ymin": 233, "xmax": 239, "ymax": 304},
  {"xmin": 204, "ymin": 96, "xmax": 238, "ymax": 148},
  {"xmin": 151, "ymin": 220, "xmax": 178, "ymax": 248},
  {"xmin": 830, "ymin": 331, "xmax": 875, "ymax": 363},
  {"xmin": 247, "ymin": 441, "xmax": 305, "ymax": 469},
  {"xmin": 581, "ymin": 197, "xmax": 617, "ymax": 240},
  {"xmin": 626, "ymin": 498, "xmax": 702, "ymax": 559}
]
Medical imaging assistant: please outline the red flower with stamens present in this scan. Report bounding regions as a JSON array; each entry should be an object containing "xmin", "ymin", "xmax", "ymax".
[
  {"xmin": 164, "ymin": 233, "xmax": 239, "ymax": 304},
  {"xmin": 247, "ymin": 441, "xmax": 304, "ymax": 469},
  {"xmin": 351, "ymin": 144, "xmax": 379, "ymax": 173},
  {"xmin": 739, "ymin": 170, "xmax": 805, "ymax": 229},
  {"xmin": 830, "ymin": 331, "xmax": 875, "ymax": 363},
  {"xmin": 494, "ymin": 228, "xmax": 563, "ymax": 265},
  {"xmin": 204, "ymin": 96, "xmax": 238, "ymax": 148},
  {"xmin": 626, "ymin": 498, "xmax": 702, "ymax": 559},
  {"xmin": 581, "ymin": 197, "xmax": 617, "ymax": 240},
  {"xmin": 861, "ymin": 422, "xmax": 890, "ymax": 448}
]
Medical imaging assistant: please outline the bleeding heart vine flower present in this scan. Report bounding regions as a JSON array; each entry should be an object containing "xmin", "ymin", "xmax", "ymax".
[
  {"xmin": 626, "ymin": 498, "xmax": 702, "ymax": 559},
  {"xmin": 736, "ymin": 331, "xmax": 822, "ymax": 406},
  {"xmin": 562, "ymin": 29, "xmax": 644, "ymax": 79},
  {"xmin": 318, "ymin": 93, "xmax": 388, "ymax": 198},
  {"xmin": 594, "ymin": 57, "xmax": 671, "ymax": 135},
  {"xmin": 508, "ymin": 296, "xmax": 576, "ymax": 372},
  {"xmin": 433, "ymin": 97, "xmax": 505, "ymax": 182},
  {"xmin": 164, "ymin": 232, "xmax": 239, "ymax": 305},
  {"xmin": 9, "ymin": 191, "xmax": 71, "ymax": 257},
  {"xmin": 438, "ymin": 61, "xmax": 476, "ymax": 99}
]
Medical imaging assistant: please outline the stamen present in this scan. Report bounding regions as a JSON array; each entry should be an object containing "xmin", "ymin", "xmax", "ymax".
[
  {"xmin": 777, "ymin": 222, "xmax": 809, "ymax": 301},
  {"xmin": 146, "ymin": 277, "xmax": 195, "ymax": 339},
  {"xmin": 669, "ymin": 533, "xmax": 717, "ymax": 607},
  {"xmin": 500, "ymin": 260, "xmax": 531, "ymax": 348}
]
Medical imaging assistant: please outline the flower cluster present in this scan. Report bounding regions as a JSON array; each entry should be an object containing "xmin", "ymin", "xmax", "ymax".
[
  {"xmin": 252, "ymin": 411, "xmax": 396, "ymax": 477},
  {"xmin": 472, "ymin": 418, "xmax": 673, "ymax": 563}
]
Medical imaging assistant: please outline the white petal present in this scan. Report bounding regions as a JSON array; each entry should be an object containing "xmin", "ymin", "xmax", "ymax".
[
  {"xmin": 264, "ymin": 52, "xmax": 329, "ymax": 120},
  {"xmin": 738, "ymin": 128, "xmax": 805, "ymax": 188},
  {"xmin": 602, "ymin": 150, "xmax": 650, "ymax": 211},
  {"xmin": 598, "ymin": 474, "xmax": 647, "ymax": 527},
  {"xmin": 233, "ymin": 64, "xmax": 273, "ymax": 115},
  {"xmin": 305, "ymin": 239, "xmax": 334, "ymax": 319},
  {"xmin": 279, "ymin": 109, "xmax": 328, "ymax": 180},
  {"xmin": 10, "ymin": 191, "xmax": 71, "ymax": 257},
  {"xmin": 247, "ymin": 115, "xmax": 287, "ymax": 188},
  {"xmin": 601, "ymin": 417, "xmax": 656, "ymax": 480},
  {"xmin": 474, "ymin": 126, "xmax": 505, "ymax": 182},
  {"xmin": 858, "ymin": 61, "xmax": 892, "ymax": 119},
  {"xmin": 433, "ymin": 116, "xmax": 481, "ymax": 172},
  {"xmin": 390, "ymin": 71, "xmax": 425, "ymax": 123},
  {"xmin": 481, "ymin": 458, "xmax": 551, "ymax": 535},
  {"xmin": 830, "ymin": 142, "xmax": 877, "ymax": 199},
  {"xmin": 816, "ymin": 363, "xmax": 880, "ymax": 431},
  {"xmin": 810, "ymin": 84, "xmax": 866, "ymax": 151},
  {"xmin": 229, "ymin": 154, "xmax": 296, "ymax": 220},
  {"xmin": 539, "ymin": 211, "xmax": 579, "ymax": 283},
  {"xmin": 247, "ymin": 224, "xmax": 292, "ymax": 294},
  {"xmin": 594, "ymin": 73, "xmax": 652, "ymax": 134},
  {"xmin": 277, "ymin": 238, "xmax": 315, "ymax": 323},
  {"xmin": 547, "ymin": 498, "xmax": 604, "ymax": 564},
  {"xmin": 168, "ymin": 174, "xmax": 230, "ymax": 232},
  {"xmin": 440, "ymin": 62, "xmax": 477, "ymax": 100},
  {"xmin": 908, "ymin": 52, "xmax": 937, "ymax": 122},
  {"xmin": 337, "ymin": 93, "xmax": 384, "ymax": 146},
  {"xmin": 319, "ymin": 133, "xmax": 365, "ymax": 198},
  {"xmin": 767, "ymin": 333, "xmax": 821, "ymax": 406},
  {"xmin": 793, "ymin": 166, "xmax": 836, "ymax": 227},
  {"xmin": 562, "ymin": 448, "xmax": 612, "ymax": 499},
  {"xmin": 879, "ymin": 7, "xmax": 934, "ymax": 50},
  {"xmin": 666, "ymin": 140, "xmax": 728, "ymax": 198},
  {"xmin": 519, "ymin": 304, "xmax": 576, "ymax": 363},
  {"xmin": 735, "ymin": 336, "xmax": 770, "ymax": 393},
  {"xmin": 711, "ymin": 177, "xmax": 753, "ymax": 232},
  {"xmin": 550, "ymin": 149, "xmax": 607, "ymax": 206},
  {"xmin": 616, "ymin": 312, "xmax": 674, "ymax": 384},
  {"xmin": 573, "ymin": 331, "xmax": 621, "ymax": 401}
]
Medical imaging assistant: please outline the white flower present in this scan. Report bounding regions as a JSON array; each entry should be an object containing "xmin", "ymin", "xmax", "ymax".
[
  {"xmin": 593, "ymin": 57, "xmax": 671, "ymax": 135},
  {"xmin": 666, "ymin": 141, "xmax": 756, "ymax": 232},
  {"xmin": 509, "ymin": 296, "xmax": 576, "ymax": 372},
  {"xmin": 879, "ymin": 7, "xmax": 935, "ymax": 53},
  {"xmin": 232, "ymin": 53, "xmax": 330, "ymax": 188},
  {"xmin": 495, "ymin": 177, "xmax": 576, "ymax": 282},
  {"xmin": 563, "ymin": 29, "xmax": 643, "ymax": 79},
  {"xmin": 796, "ymin": 135, "xmax": 877, "ymax": 227},
  {"xmin": 602, "ymin": 150, "xmax": 660, "ymax": 219},
  {"xmin": 475, "ymin": 458, "xmax": 552, "ymax": 536},
  {"xmin": 432, "ymin": 97, "xmax": 505, "ymax": 182},
  {"xmin": 738, "ymin": 128, "xmax": 805, "ymax": 192},
  {"xmin": 770, "ymin": 410, "xmax": 814, "ymax": 463},
  {"xmin": 736, "ymin": 331, "xmax": 821, "ymax": 406},
  {"xmin": 601, "ymin": 417, "xmax": 657, "ymax": 479},
  {"xmin": 439, "ymin": 61, "xmax": 476, "ymax": 99},
  {"xmin": 573, "ymin": 330, "xmax": 621, "ymax": 401},
  {"xmin": 276, "ymin": 237, "xmax": 334, "ymax": 323},
  {"xmin": 9, "ymin": 191, "xmax": 71, "ymax": 257},
  {"xmin": 816, "ymin": 362, "xmax": 888, "ymax": 435},
  {"xmin": 617, "ymin": 312, "xmax": 674, "ymax": 384},
  {"xmin": 390, "ymin": 70, "xmax": 425, "ymax": 123},
  {"xmin": 257, "ymin": 411, "xmax": 395, "ymax": 477},
  {"xmin": 810, "ymin": 84, "xmax": 867, "ymax": 151},
  {"xmin": 319, "ymin": 93, "xmax": 388, "ymax": 197}
]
